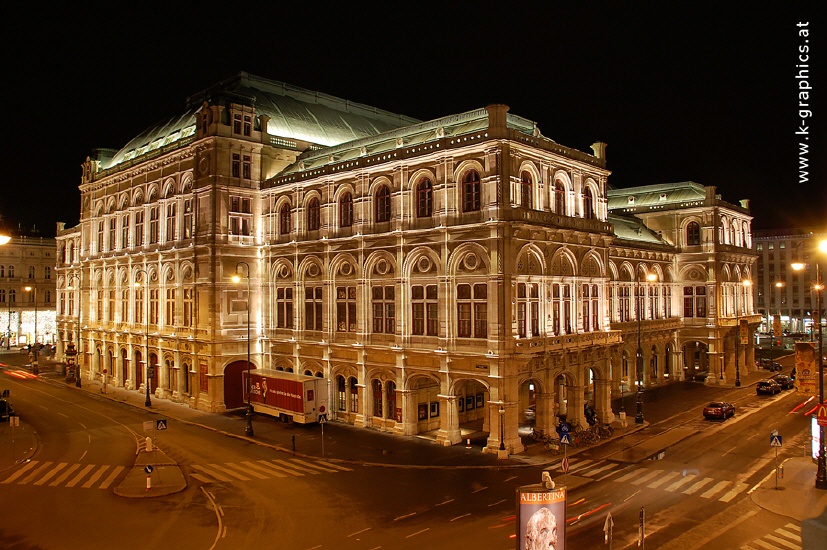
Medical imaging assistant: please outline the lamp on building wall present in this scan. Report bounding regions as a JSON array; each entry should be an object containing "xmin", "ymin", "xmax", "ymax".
[
  {"xmin": 24, "ymin": 285, "xmax": 38, "ymax": 375},
  {"xmin": 232, "ymin": 261, "xmax": 254, "ymax": 437},
  {"xmin": 791, "ymin": 238, "xmax": 826, "ymax": 490},
  {"xmin": 734, "ymin": 279, "xmax": 752, "ymax": 387},
  {"xmin": 135, "ymin": 268, "xmax": 151, "ymax": 407},
  {"xmin": 636, "ymin": 272, "xmax": 657, "ymax": 425},
  {"xmin": 67, "ymin": 273, "xmax": 82, "ymax": 387}
]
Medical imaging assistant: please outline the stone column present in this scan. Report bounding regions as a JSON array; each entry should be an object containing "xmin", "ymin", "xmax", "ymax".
[{"xmin": 436, "ymin": 395, "xmax": 461, "ymax": 446}]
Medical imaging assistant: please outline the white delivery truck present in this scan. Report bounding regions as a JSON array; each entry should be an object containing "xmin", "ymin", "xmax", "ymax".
[{"xmin": 243, "ymin": 369, "xmax": 329, "ymax": 424}]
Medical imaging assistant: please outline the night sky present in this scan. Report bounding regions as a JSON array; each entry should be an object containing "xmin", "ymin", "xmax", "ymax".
[{"xmin": 2, "ymin": 3, "xmax": 823, "ymax": 236}]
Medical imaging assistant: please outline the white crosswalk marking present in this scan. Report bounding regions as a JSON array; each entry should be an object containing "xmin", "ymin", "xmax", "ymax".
[
  {"xmin": 50, "ymin": 464, "xmax": 81, "ymax": 486},
  {"xmin": 275, "ymin": 459, "xmax": 321, "ymax": 475},
  {"xmin": 66, "ymin": 465, "xmax": 96, "ymax": 488},
  {"xmin": 2, "ymin": 460, "xmax": 39, "ymax": 484},
  {"xmin": 568, "ymin": 459, "xmax": 595, "ymax": 472},
  {"xmin": 764, "ymin": 534, "xmax": 799, "ymax": 549},
  {"xmin": 665, "ymin": 474, "xmax": 697, "ymax": 492},
  {"xmin": 20, "ymin": 462, "xmax": 54, "ymax": 484},
  {"xmin": 188, "ymin": 458, "xmax": 351, "ymax": 484},
  {"xmin": 258, "ymin": 460, "xmax": 304, "ymax": 476},
  {"xmin": 225, "ymin": 462, "xmax": 269, "ymax": 479},
  {"xmin": 582, "ymin": 463, "xmax": 618, "ymax": 477},
  {"xmin": 316, "ymin": 460, "xmax": 353, "ymax": 472},
  {"xmin": 631, "ymin": 470, "xmax": 663, "ymax": 486},
  {"xmin": 99, "ymin": 466, "xmax": 125, "ymax": 489},
  {"xmin": 81, "ymin": 466, "xmax": 110, "ymax": 489},
  {"xmin": 34, "ymin": 463, "xmax": 68, "ymax": 486},
  {"xmin": 647, "ymin": 471, "xmax": 680, "ymax": 489},
  {"xmin": 191, "ymin": 464, "xmax": 234, "ymax": 482},
  {"xmin": 719, "ymin": 482, "xmax": 749, "ymax": 502},
  {"xmin": 614, "ymin": 470, "xmax": 643, "ymax": 483},
  {"xmin": 684, "ymin": 477, "xmax": 714, "ymax": 495},
  {"xmin": 241, "ymin": 461, "xmax": 288, "ymax": 478},
  {"xmin": 700, "ymin": 480, "xmax": 730, "ymax": 499}
]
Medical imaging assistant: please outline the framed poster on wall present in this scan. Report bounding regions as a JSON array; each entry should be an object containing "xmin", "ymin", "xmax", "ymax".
[
  {"xmin": 476, "ymin": 394, "xmax": 484, "ymax": 408},
  {"xmin": 458, "ymin": 397, "xmax": 464, "ymax": 412},
  {"xmin": 430, "ymin": 401, "xmax": 440, "ymax": 417},
  {"xmin": 466, "ymin": 396, "xmax": 475, "ymax": 410},
  {"xmin": 418, "ymin": 403, "xmax": 428, "ymax": 420}
]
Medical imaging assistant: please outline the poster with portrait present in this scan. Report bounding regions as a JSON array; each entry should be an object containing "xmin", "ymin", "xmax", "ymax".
[
  {"xmin": 517, "ymin": 484, "xmax": 566, "ymax": 550},
  {"xmin": 794, "ymin": 342, "xmax": 818, "ymax": 396}
]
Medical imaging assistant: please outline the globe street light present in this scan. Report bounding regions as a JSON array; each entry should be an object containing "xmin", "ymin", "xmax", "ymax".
[
  {"xmin": 735, "ymin": 279, "xmax": 752, "ymax": 387},
  {"xmin": 24, "ymin": 285, "xmax": 38, "ymax": 375},
  {"xmin": 232, "ymin": 262, "xmax": 254, "ymax": 437},
  {"xmin": 134, "ymin": 268, "xmax": 151, "ymax": 407},
  {"xmin": 636, "ymin": 272, "xmax": 657, "ymax": 424},
  {"xmin": 792, "ymin": 238, "xmax": 826, "ymax": 490}
]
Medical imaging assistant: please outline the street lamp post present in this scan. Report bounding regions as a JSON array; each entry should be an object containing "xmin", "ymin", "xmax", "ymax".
[
  {"xmin": 636, "ymin": 272, "xmax": 657, "ymax": 425},
  {"xmin": 734, "ymin": 279, "xmax": 752, "ymax": 387},
  {"xmin": 233, "ymin": 262, "xmax": 254, "ymax": 437},
  {"xmin": 792, "ymin": 239, "xmax": 826, "ymax": 490},
  {"xmin": 135, "ymin": 268, "xmax": 151, "ymax": 407},
  {"xmin": 499, "ymin": 404, "xmax": 506, "ymax": 451},
  {"xmin": 0, "ymin": 232, "xmax": 8, "ymax": 349},
  {"xmin": 24, "ymin": 285, "xmax": 38, "ymax": 375},
  {"xmin": 771, "ymin": 280, "xmax": 784, "ymax": 367}
]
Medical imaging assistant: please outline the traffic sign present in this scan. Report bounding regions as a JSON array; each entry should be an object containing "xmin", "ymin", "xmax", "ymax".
[
  {"xmin": 318, "ymin": 413, "xmax": 327, "ymax": 424},
  {"xmin": 144, "ymin": 465, "xmax": 154, "ymax": 474},
  {"xmin": 560, "ymin": 433, "xmax": 571, "ymax": 445},
  {"xmin": 560, "ymin": 423, "xmax": 570, "ymax": 433},
  {"xmin": 561, "ymin": 457, "xmax": 570, "ymax": 472},
  {"xmin": 770, "ymin": 435, "xmax": 782, "ymax": 447},
  {"xmin": 156, "ymin": 419, "xmax": 168, "ymax": 430},
  {"xmin": 816, "ymin": 404, "xmax": 827, "ymax": 427}
]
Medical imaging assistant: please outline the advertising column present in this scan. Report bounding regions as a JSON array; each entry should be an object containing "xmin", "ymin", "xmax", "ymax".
[{"xmin": 517, "ymin": 484, "xmax": 566, "ymax": 550}]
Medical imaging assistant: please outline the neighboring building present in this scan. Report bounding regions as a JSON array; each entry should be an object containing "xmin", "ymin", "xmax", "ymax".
[
  {"xmin": 753, "ymin": 228, "xmax": 827, "ymax": 336},
  {"xmin": 0, "ymin": 225, "xmax": 57, "ymax": 349},
  {"xmin": 57, "ymin": 72, "xmax": 757, "ymax": 454}
]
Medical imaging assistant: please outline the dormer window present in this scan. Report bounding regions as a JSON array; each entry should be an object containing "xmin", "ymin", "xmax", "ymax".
[{"xmin": 628, "ymin": 196, "xmax": 635, "ymax": 204}]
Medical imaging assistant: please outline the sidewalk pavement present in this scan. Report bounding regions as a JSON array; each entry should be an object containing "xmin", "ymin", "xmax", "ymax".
[{"xmin": 3, "ymin": 350, "xmax": 826, "ymax": 529}]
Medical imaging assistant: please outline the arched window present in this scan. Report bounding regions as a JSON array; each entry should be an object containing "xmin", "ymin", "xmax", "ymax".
[
  {"xmin": 0, "ymin": 265, "xmax": 4, "ymax": 277},
  {"xmin": 306, "ymin": 198, "xmax": 320, "ymax": 231},
  {"xmin": 45, "ymin": 290, "xmax": 51, "ymax": 304},
  {"xmin": 45, "ymin": 267, "xmax": 51, "ymax": 279},
  {"xmin": 462, "ymin": 170, "xmax": 481, "ymax": 212},
  {"xmin": 9, "ymin": 289, "xmax": 15, "ymax": 303},
  {"xmin": 28, "ymin": 266, "xmax": 35, "ymax": 279},
  {"xmin": 554, "ymin": 181, "xmax": 566, "ymax": 214},
  {"xmin": 279, "ymin": 204, "xmax": 291, "ymax": 235},
  {"xmin": 339, "ymin": 192, "xmax": 353, "ymax": 227},
  {"xmin": 0, "ymin": 289, "xmax": 5, "ymax": 302},
  {"xmin": 372, "ymin": 379, "xmax": 383, "ymax": 417},
  {"xmin": 336, "ymin": 375, "xmax": 346, "ymax": 411},
  {"xmin": 520, "ymin": 171, "xmax": 532, "ymax": 209},
  {"xmin": 348, "ymin": 376, "xmax": 359, "ymax": 413},
  {"xmin": 686, "ymin": 221, "xmax": 701, "ymax": 245},
  {"xmin": 386, "ymin": 381, "xmax": 396, "ymax": 421},
  {"xmin": 583, "ymin": 187, "xmax": 595, "ymax": 219},
  {"xmin": 416, "ymin": 179, "xmax": 433, "ymax": 217},
  {"xmin": 375, "ymin": 185, "xmax": 391, "ymax": 223}
]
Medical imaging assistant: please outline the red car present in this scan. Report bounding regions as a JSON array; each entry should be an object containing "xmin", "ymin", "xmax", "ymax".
[{"xmin": 703, "ymin": 401, "xmax": 735, "ymax": 420}]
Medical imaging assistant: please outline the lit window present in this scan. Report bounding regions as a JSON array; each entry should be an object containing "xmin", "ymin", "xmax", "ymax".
[
  {"xmin": 307, "ymin": 198, "xmax": 320, "ymax": 231},
  {"xmin": 686, "ymin": 221, "xmax": 701, "ymax": 246},
  {"xmin": 276, "ymin": 287, "xmax": 293, "ymax": 328},
  {"xmin": 411, "ymin": 285, "xmax": 438, "ymax": 336},
  {"xmin": 462, "ymin": 170, "xmax": 481, "ymax": 212},
  {"xmin": 305, "ymin": 287, "xmax": 323, "ymax": 331},
  {"xmin": 371, "ymin": 286, "xmax": 395, "ymax": 333},
  {"xmin": 336, "ymin": 286, "xmax": 357, "ymax": 332},
  {"xmin": 416, "ymin": 179, "xmax": 433, "ymax": 217},
  {"xmin": 520, "ymin": 171, "xmax": 532, "ymax": 209},
  {"xmin": 339, "ymin": 192, "xmax": 353, "ymax": 228},
  {"xmin": 375, "ymin": 186, "xmax": 391, "ymax": 223},
  {"xmin": 457, "ymin": 283, "xmax": 487, "ymax": 338}
]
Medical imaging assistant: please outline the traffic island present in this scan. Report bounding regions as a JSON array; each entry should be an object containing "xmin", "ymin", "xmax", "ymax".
[{"xmin": 114, "ymin": 446, "xmax": 187, "ymax": 498}]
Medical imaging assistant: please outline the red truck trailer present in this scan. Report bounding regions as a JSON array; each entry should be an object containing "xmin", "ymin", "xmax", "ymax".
[{"xmin": 242, "ymin": 369, "xmax": 329, "ymax": 424}]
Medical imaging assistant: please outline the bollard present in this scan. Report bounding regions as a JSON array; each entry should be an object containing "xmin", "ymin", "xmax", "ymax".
[
  {"xmin": 778, "ymin": 464, "xmax": 784, "ymax": 479},
  {"xmin": 466, "ymin": 438, "xmax": 471, "ymax": 448},
  {"xmin": 146, "ymin": 475, "xmax": 151, "ymax": 491},
  {"xmin": 145, "ymin": 436, "xmax": 153, "ymax": 452},
  {"xmin": 291, "ymin": 434, "xmax": 296, "ymax": 453}
]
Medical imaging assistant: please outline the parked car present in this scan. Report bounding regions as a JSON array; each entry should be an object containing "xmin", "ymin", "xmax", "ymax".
[
  {"xmin": 770, "ymin": 374, "xmax": 795, "ymax": 390},
  {"xmin": 0, "ymin": 399, "xmax": 14, "ymax": 422},
  {"xmin": 756, "ymin": 358, "xmax": 782, "ymax": 372},
  {"xmin": 703, "ymin": 401, "xmax": 735, "ymax": 420},
  {"xmin": 756, "ymin": 379, "xmax": 781, "ymax": 395}
]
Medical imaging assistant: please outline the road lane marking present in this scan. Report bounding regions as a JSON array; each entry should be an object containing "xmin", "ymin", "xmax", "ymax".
[
  {"xmin": 82, "ymin": 465, "xmax": 110, "ymax": 488},
  {"xmin": 347, "ymin": 528, "xmax": 371, "ymax": 538},
  {"xmin": 191, "ymin": 473, "xmax": 213, "ymax": 483},
  {"xmin": 65, "ymin": 465, "xmax": 96, "ymax": 488},
  {"xmin": 451, "ymin": 513, "xmax": 471, "ymax": 521},
  {"xmin": 435, "ymin": 499, "xmax": 454, "ymax": 506},
  {"xmin": 405, "ymin": 528, "xmax": 429, "ymax": 538},
  {"xmin": 700, "ymin": 480, "xmax": 730, "ymax": 499},
  {"xmin": 683, "ymin": 477, "xmax": 714, "ymax": 495},
  {"xmin": 471, "ymin": 486, "xmax": 488, "ymax": 493},
  {"xmin": 631, "ymin": 470, "xmax": 663, "ymax": 485},
  {"xmin": 665, "ymin": 474, "xmax": 696, "ymax": 492},
  {"xmin": 50, "ymin": 463, "xmax": 80, "ymax": 486},
  {"xmin": 315, "ymin": 460, "xmax": 353, "ymax": 472},
  {"xmin": 208, "ymin": 463, "xmax": 250, "ymax": 481},
  {"xmin": 258, "ymin": 460, "xmax": 303, "ymax": 477},
  {"xmin": 765, "ymin": 534, "xmax": 799, "ymax": 549},
  {"xmin": 583, "ymin": 463, "xmax": 619, "ymax": 477},
  {"xmin": 34, "ymin": 463, "xmax": 68, "ymax": 486},
  {"xmin": 719, "ymin": 482, "xmax": 748, "ymax": 502},
  {"xmin": 394, "ymin": 512, "xmax": 416, "ymax": 521},
  {"xmin": 1, "ymin": 460, "xmax": 39, "ymax": 484},
  {"xmin": 191, "ymin": 465, "xmax": 234, "ymax": 482},
  {"xmin": 99, "ymin": 466, "xmax": 125, "ymax": 489},
  {"xmin": 224, "ymin": 463, "xmax": 269, "ymax": 479},
  {"xmin": 648, "ymin": 471, "xmax": 680, "ymax": 489},
  {"xmin": 20, "ymin": 462, "xmax": 54, "ymax": 484}
]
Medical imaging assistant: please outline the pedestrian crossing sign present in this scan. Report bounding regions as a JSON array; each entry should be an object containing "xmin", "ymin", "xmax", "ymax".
[
  {"xmin": 560, "ymin": 433, "xmax": 571, "ymax": 445},
  {"xmin": 770, "ymin": 435, "xmax": 782, "ymax": 447},
  {"xmin": 156, "ymin": 419, "xmax": 168, "ymax": 430}
]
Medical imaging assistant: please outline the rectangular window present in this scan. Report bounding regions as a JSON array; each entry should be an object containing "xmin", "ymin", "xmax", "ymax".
[
  {"xmin": 336, "ymin": 286, "xmax": 357, "ymax": 332},
  {"xmin": 591, "ymin": 285, "xmax": 599, "ymax": 331},
  {"xmin": 108, "ymin": 218, "xmax": 116, "ymax": 251},
  {"xmin": 412, "ymin": 284, "xmax": 438, "ymax": 336},
  {"xmin": 183, "ymin": 288, "xmax": 194, "ymax": 327},
  {"xmin": 108, "ymin": 290, "xmax": 115, "ymax": 323},
  {"xmin": 276, "ymin": 287, "xmax": 294, "ymax": 329},
  {"xmin": 517, "ymin": 283, "xmax": 540, "ymax": 337},
  {"xmin": 121, "ymin": 215, "xmax": 129, "ymax": 248},
  {"xmin": 149, "ymin": 207, "xmax": 159, "ymax": 244},
  {"xmin": 165, "ymin": 288, "xmax": 176, "ymax": 326},
  {"xmin": 232, "ymin": 153, "xmax": 240, "ymax": 177},
  {"xmin": 97, "ymin": 221, "xmax": 104, "ymax": 253},
  {"xmin": 150, "ymin": 288, "xmax": 159, "ymax": 325},
  {"xmin": 134, "ymin": 288, "xmax": 144, "ymax": 324},
  {"xmin": 243, "ymin": 155, "xmax": 251, "ymax": 179},
  {"xmin": 683, "ymin": 286, "xmax": 707, "ymax": 318},
  {"xmin": 134, "ymin": 211, "xmax": 144, "ymax": 246},
  {"xmin": 457, "ymin": 283, "xmax": 487, "ymax": 338},
  {"xmin": 371, "ymin": 286, "xmax": 395, "ymax": 333},
  {"xmin": 233, "ymin": 114, "xmax": 242, "ymax": 134},
  {"xmin": 305, "ymin": 287, "xmax": 323, "ymax": 331},
  {"xmin": 243, "ymin": 116, "xmax": 252, "ymax": 136},
  {"xmin": 230, "ymin": 196, "xmax": 252, "ymax": 236},
  {"xmin": 96, "ymin": 290, "xmax": 103, "ymax": 322},
  {"xmin": 183, "ymin": 199, "xmax": 194, "ymax": 238},
  {"xmin": 166, "ymin": 203, "xmax": 177, "ymax": 241}
]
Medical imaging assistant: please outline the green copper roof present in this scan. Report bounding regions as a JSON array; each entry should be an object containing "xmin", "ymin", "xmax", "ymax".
[{"xmin": 606, "ymin": 182, "xmax": 707, "ymax": 211}]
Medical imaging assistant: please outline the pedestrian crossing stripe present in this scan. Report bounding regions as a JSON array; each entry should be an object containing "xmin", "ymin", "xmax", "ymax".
[
  {"xmin": 547, "ymin": 458, "xmax": 753, "ymax": 503},
  {"xmin": 741, "ymin": 523, "xmax": 801, "ymax": 550},
  {"xmin": 0, "ymin": 457, "xmax": 351, "ymax": 489}
]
